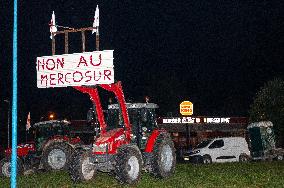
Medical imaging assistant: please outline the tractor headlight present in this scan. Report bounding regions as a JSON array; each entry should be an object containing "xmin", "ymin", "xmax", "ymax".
[
  {"xmin": 93, "ymin": 143, "xmax": 108, "ymax": 153},
  {"xmin": 115, "ymin": 134, "xmax": 125, "ymax": 142}
]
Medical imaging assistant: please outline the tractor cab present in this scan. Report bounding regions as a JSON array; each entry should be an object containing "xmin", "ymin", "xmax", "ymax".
[
  {"xmin": 32, "ymin": 120, "xmax": 71, "ymax": 150},
  {"xmin": 107, "ymin": 103, "xmax": 158, "ymax": 150}
]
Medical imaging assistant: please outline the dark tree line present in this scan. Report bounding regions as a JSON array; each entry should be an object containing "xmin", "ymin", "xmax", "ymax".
[{"xmin": 249, "ymin": 78, "xmax": 284, "ymax": 147}]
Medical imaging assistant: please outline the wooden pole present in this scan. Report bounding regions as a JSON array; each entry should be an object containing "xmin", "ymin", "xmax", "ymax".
[
  {"xmin": 81, "ymin": 31, "xmax": 86, "ymax": 52},
  {"xmin": 49, "ymin": 27, "xmax": 97, "ymax": 55},
  {"xmin": 54, "ymin": 27, "xmax": 96, "ymax": 34},
  {"xmin": 52, "ymin": 33, "xmax": 55, "ymax": 55},
  {"xmin": 64, "ymin": 32, "xmax": 68, "ymax": 54},
  {"xmin": 96, "ymin": 27, "xmax": 99, "ymax": 51}
]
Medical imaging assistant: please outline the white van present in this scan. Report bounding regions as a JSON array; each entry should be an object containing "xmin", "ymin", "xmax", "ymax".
[{"xmin": 183, "ymin": 137, "xmax": 250, "ymax": 163}]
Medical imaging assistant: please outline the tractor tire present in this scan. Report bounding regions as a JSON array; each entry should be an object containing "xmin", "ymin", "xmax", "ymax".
[
  {"xmin": 239, "ymin": 154, "xmax": 250, "ymax": 162},
  {"xmin": 0, "ymin": 157, "xmax": 24, "ymax": 177},
  {"xmin": 115, "ymin": 145, "xmax": 143, "ymax": 184},
  {"xmin": 42, "ymin": 142, "xmax": 72, "ymax": 171},
  {"xmin": 202, "ymin": 155, "xmax": 212, "ymax": 164},
  {"xmin": 150, "ymin": 133, "xmax": 176, "ymax": 178},
  {"xmin": 69, "ymin": 149, "xmax": 96, "ymax": 183}
]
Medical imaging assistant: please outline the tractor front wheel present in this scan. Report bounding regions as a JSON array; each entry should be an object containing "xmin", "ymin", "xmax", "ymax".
[
  {"xmin": 42, "ymin": 142, "xmax": 72, "ymax": 171},
  {"xmin": 150, "ymin": 134, "xmax": 176, "ymax": 178},
  {"xmin": 115, "ymin": 145, "xmax": 142, "ymax": 184},
  {"xmin": 69, "ymin": 149, "xmax": 96, "ymax": 183},
  {"xmin": 0, "ymin": 157, "xmax": 24, "ymax": 177}
]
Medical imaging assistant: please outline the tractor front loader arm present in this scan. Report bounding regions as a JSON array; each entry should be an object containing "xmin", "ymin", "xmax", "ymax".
[
  {"xmin": 73, "ymin": 86, "xmax": 107, "ymax": 134},
  {"xmin": 73, "ymin": 81, "xmax": 131, "ymax": 140},
  {"xmin": 99, "ymin": 81, "xmax": 131, "ymax": 137}
]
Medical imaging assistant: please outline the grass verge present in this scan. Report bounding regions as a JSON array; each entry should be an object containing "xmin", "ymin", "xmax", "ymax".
[{"xmin": 0, "ymin": 161, "xmax": 283, "ymax": 188}]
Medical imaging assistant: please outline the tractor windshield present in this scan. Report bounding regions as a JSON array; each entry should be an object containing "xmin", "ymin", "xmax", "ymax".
[
  {"xmin": 128, "ymin": 108, "xmax": 157, "ymax": 136},
  {"xmin": 33, "ymin": 121, "xmax": 70, "ymax": 149},
  {"xmin": 128, "ymin": 108, "xmax": 139, "ymax": 134},
  {"xmin": 106, "ymin": 103, "xmax": 157, "ymax": 134},
  {"xmin": 143, "ymin": 108, "xmax": 156, "ymax": 130},
  {"xmin": 35, "ymin": 123, "xmax": 69, "ymax": 137},
  {"xmin": 106, "ymin": 109, "xmax": 124, "ymax": 130}
]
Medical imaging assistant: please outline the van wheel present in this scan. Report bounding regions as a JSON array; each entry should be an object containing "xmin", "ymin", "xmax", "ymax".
[
  {"xmin": 202, "ymin": 155, "xmax": 212, "ymax": 164},
  {"xmin": 239, "ymin": 154, "xmax": 249, "ymax": 162},
  {"xmin": 276, "ymin": 155, "xmax": 283, "ymax": 161}
]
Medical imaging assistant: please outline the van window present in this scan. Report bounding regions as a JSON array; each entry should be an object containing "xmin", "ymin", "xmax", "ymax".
[
  {"xmin": 209, "ymin": 140, "xmax": 224, "ymax": 149},
  {"xmin": 196, "ymin": 139, "xmax": 212, "ymax": 149}
]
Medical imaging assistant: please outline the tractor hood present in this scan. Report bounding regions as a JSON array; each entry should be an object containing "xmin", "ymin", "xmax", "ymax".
[
  {"xmin": 5, "ymin": 142, "xmax": 36, "ymax": 157},
  {"xmin": 93, "ymin": 128, "xmax": 129, "ymax": 154},
  {"xmin": 95, "ymin": 128, "xmax": 125, "ymax": 144}
]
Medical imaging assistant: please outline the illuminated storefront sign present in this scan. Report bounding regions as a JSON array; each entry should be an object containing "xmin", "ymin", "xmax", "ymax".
[
  {"xmin": 162, "ymin": 117, "xmax": 231, "ymax": 124},
  {"xmin": 180, "ymin": 101, "xmax": 193, "ymax": 116}
]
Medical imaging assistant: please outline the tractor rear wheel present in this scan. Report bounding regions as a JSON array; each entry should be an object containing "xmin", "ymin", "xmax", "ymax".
[
  {"xmin": 115, "ymin": 145, "xmax": 142, "ymax": 184},
  {"xmin": 0, "ymin": 157, "xmax": 24, "ymax": 177},
  {"xmin": 42, "ymin": 142, "xmax": 72, "ymax": 171},
  {"xmin": 150, "ymin": 134, "xmax": 176, "ymax": 178},
  {"xmin": 69, "ymin": 149, "xmax": 96, "ymax": 183}
]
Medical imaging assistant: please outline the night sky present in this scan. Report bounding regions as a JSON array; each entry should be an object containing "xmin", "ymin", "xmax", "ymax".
[{"xmin": 1, "ymin": 1, "xmax": 284, "ymax": 127}]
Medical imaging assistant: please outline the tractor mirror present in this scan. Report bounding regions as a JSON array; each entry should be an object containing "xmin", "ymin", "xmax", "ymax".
[{"xmin": 87, "ymin": 108, "xmax": 94, "ymax": 122}]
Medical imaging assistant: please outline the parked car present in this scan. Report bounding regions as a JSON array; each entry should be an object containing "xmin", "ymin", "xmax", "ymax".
[{"xmin": 183, "ymin": 137, "xmax": 250, "ymax": 164}]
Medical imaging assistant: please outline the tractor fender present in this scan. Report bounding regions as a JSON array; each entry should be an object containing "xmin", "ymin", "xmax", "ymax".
[
  {"xmin": 73, "ymin": 144, "xmax": 92, "ymax": 152},
  {"xmin": 144, "ymin": 129, "xmax": 168, "ymax": 153},
  {"xmin": 42, "ymin": 135, "xmax": 82, "ymax": 152},
  {"xmin": 42, "ymin": 138, "xmax": 71, "ymax": 152},
  {"xmin": 118, "ymin": 143, "xmax": 140, "ymax": 152}
]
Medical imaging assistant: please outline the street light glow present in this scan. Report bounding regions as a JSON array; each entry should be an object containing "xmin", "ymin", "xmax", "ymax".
[{"xmin": 49, "ymin": 114, "xmax": 54, "ymax": 120}]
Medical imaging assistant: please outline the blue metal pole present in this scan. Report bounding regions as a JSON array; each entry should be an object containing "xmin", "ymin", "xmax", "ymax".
[{"xmin": 11, "ymin": 0, "xmax": 18, "ymax": 187}]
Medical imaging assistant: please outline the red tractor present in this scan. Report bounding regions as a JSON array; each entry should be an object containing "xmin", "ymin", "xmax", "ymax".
[
  {"xmin": 0, "ymin": 120, "xmax": 83, "ymax": 177},
  {"xmin": 69, "ymin": 81, "xmax": 176, "ymax": 184}
]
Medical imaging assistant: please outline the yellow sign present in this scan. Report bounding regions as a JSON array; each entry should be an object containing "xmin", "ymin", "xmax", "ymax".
[{"xmin": 180, "ymin": 101, "xmax": 193, "ymax": 116}]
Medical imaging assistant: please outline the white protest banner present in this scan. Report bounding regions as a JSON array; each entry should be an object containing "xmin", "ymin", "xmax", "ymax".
[{"xmin": 36, "ymin": 50, "xmax": 114, "ymax": 88}]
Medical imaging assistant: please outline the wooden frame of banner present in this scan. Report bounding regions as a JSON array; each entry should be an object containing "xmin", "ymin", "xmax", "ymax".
[{"xmin": 51, "ymin": 27, "xmax": 99, "ymax": 55}]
